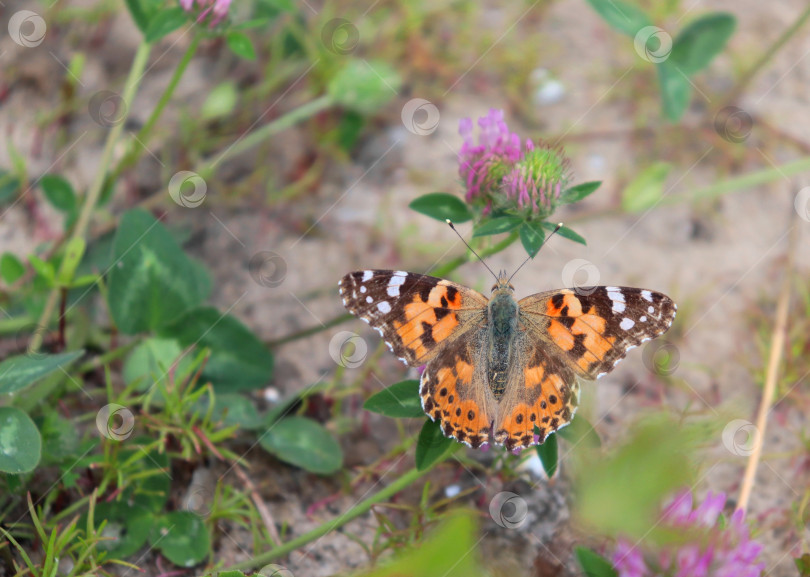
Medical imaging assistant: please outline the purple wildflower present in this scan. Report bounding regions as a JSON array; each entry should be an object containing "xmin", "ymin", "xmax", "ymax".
[
  {"xmin": 180, "ymin": 0, "xmax": 232, "ymax": 26},
  {"xmin": 458, "ymin": 109, "xmax": 569, "ymax": 217},
  {"xmin": 611, "ymin": 490, "xmax": 766, "ymax": 577}
]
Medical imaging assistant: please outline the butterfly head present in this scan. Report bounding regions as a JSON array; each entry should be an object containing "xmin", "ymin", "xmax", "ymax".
[{"xmin": 491, "ymin": 270, "xmax": 515, "ymax": 294}]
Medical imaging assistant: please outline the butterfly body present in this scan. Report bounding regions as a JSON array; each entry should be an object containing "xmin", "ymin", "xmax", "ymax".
[{"xmin": 340, "ymin": 269, "xmax": 676, "ymax": 451}]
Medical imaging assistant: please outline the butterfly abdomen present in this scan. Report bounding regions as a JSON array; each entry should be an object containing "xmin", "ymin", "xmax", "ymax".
[{"xmin": 487, "ymin": 291, "xmax": 519, "ymax": 400}]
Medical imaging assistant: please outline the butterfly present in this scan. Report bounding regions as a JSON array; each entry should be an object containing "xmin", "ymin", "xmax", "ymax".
[{"xmin": 339, "ymin": 268, "xmax": 676, "ymax": 451}]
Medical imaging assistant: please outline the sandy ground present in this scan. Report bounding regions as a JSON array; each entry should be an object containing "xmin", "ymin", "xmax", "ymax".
[{"xmin": 2, "ymin": 0, "xmax": 810, "ymax": 575}]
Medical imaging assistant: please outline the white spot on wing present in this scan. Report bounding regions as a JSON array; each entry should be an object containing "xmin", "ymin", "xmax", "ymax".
[
  {"xmin": 390, "ymin": 275, "xmax": 407, "ymax": 285},
  {"xmin": 394, "ymin": 270, "xmax": 408, "ymax": 277},
  {"xmin": 648, "ymin": 305, "xmax": 654, "ymax": 314},
  {"xmin": 640, "ymin": 316, "xmax": 647, "ymax": 322},
  {"xmin": 612, "ymin": 301, "xmax": 626, "ymax": 313},
  {"xmin": 641, "ymin": 290, "xmax": 653, "ymax": 302},
  {"xmin": 597, "ymin": 372, "xmax": 607, "ymax": 379},
  {"xmin": 620, "ymin": 318, "xmax": 635, "ymax": 330},
  {"xmin": 360, "ymin": 285, "xmax": 367, "ymax": 293},
  {"xmin": 377, "ymin": 301, "xmax": 392, "ymax": 314},
  {"xmin": 362, "ymin": 270, "xmax": 373, "ymax": 282},
  {"xmin": 387, "ymin": 285, "xmax": 400, "ymax": 297},
  {"xmin": 366, "ymin": 296, "xmax": 373, "ymax": 303}
]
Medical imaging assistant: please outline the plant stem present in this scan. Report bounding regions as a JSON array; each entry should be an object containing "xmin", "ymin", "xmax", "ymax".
[
  {"xmin": 224, "ymin": 463, "xmax": 433, "ymax": 571},
  {"xmin": 724, "ymin": 4, "xmax": 810, "ymax": 106},
  {"xmin": 431, "ymin": 230, "xmax": 520, "ymax": 278},
  {"xmin": 111, "ymin": 35, "xmax": 201, "ymax": 181},
  {"xmin": 30, "ymin": 42, "xmax": 152, "ymax": 353},
  {"xmin": 197, "ymin": 94, "xmax": 333, "ymax": 177},
  {"xmin": 73, "ymin": 338, "xmax": 141, "ymax": 374},
  {"xmin": 267, "ymin": 313, "xmax": 353, "ymax": 348},
  {"xmin": 737, "ymin": 216, "xmax": 798, "ymax": 512},
  {"xmin": 661, "ymin": 156, "xmax": 810, "ymax": 206}
]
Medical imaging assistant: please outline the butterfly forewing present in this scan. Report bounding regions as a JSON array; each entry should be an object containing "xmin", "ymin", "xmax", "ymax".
[
  {"xmin": 339, "ymin": 270, "xmax": 487, "ymax": 366},
  {"xmin": 518, "ymin": 286, "xmax": 677, "ymax": 380}
]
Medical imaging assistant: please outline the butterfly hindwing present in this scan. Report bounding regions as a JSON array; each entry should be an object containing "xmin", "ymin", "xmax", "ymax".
[
  {"xmin": 339, "ymin": 270, "xmax": 488, "ymax": 366},
  {"xmin": 518, "ymin": 286, "xmax": 677, "ymax": 380},
  {"xmin": 419, "ymin": 328, "xmax": 496, "ymax": 449}
]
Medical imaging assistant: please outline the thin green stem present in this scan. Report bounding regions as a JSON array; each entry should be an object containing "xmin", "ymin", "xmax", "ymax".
[
  {"xmin": 73, "ymin": 338, "xmax": 141, "ymax": 374},
  {"xmin": 432, "ymin": 230, "xmax": 520, "ymax": 278},
  {"xmin": 267, "ymin": 313, "xmax": 353, "ymax": 348},
  {"xmin": 196, "ymin": 94, "xmax": 333, "ymax": 177},
  {"xmin": 111, "ymin": 35, "xmax": 202, "ymax": 181},
  {"xmin": 724, "ymin": 4, "xmax": 810, "ymax": 106},
  {"xmin": 661, "ymin": 155, "xmax": 810, "ymax": 205},
  {"xmin": 224, "ymin": 463, "xmax": 434, "ymax": 571},
  {"xmin": 30, "ymin": 42, "xmax": 153, "ymax": 353}
]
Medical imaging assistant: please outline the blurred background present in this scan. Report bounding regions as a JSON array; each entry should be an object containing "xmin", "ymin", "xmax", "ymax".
[{"xmin": 1, "ymin": 0, "xmax": 809, "ymax": 576}]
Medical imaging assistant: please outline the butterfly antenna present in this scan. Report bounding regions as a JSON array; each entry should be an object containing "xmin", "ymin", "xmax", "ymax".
[
  {"xmin": 445, "ymin": 219, "xmax": 498, "ymax": 281},
  {"xmin": 507, "ymin": 222, "xmax": 564, "ymax": 284}
]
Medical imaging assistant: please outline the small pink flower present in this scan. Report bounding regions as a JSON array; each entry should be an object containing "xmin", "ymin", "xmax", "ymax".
[
  {"xmin": 180, "ymin": 0, "xmax": 232, "ymax": 26},
  {"xmin": 611, "ymin": 490, "xmax": 766, "ymax": 577}
]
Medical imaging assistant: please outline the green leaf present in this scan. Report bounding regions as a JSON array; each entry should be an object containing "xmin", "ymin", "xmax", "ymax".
[
  {"xmin": 149, "ymin": 511, "xmax": 210, "ymax": 567},
  {"xmin": 201, "ymin": 81, "xmax": 239, "ymax": 121},
  {"xmin": 670, "ymin": 13, "xmax": 736, "ymax": 76},
  {"xmin": 584, "ymin": 0, "xmax": 651, "ymax": 37},
  {"xmin": 0, "ymin": 407, "xmax": 42, "ymax": 474},
  {"xmin": 123, "ymin": 337, "xmax": 192, "ymax": 391},
  {"xmin": 560, "ymin": 181, "xmax": 601, "ymax": 204},
  {"xmin": 535, "ymin": 429, "xmax": 558, "ymax": 477},
  {"xmin": 0, "ymin": 351, "xmax": 84, "ymax": 395},
  {"xmin": 357, "ymin": 512, "xmax": 485, "ymax": 577},
  {"xmin": 91, "ymin": 501, "xmax": 153, "ymax": 557},
  {"xmin": 38, "ymin": 411, "xmax": 79, "ymax": 466},
  {"xmin": 409, "ymin": 193, "xmax": 473, "ymax": 224},
  {"xmin": 260, "ymin": 416, "xmax": 343, "ymax": 474},
  {"xmin": 0, "ymin": 253, "xmax": 25, "ymax": 284},
  {"xmin": 328, "ymin": 59, "xmax": 401, "ymax": 114},
  {"xmin": 0, "ymin": 170, "xmax": 21, "ymax": 204},
  {"xmin": 519, "ymin": 221, "xmax": 545, "ymax": 258},
  {"xmin": 144, "ymin": 7, "xmax": 188, "ymax": 43},
  {"xmin": 28, "ymin": 254, "xmax": 55, "ymax": 285},
  {"xmin": 542, "ymin": 222, "xmax": 586, "ymax": 245},
  {"xmin": 473, "ymin": 215, "xmax": 523, "ymax": 237},
  {"xmin": 124, "ymin": 0, "xmax": 165, "ymax": 33},
  {"xmin": 56, "ymin": 237, "xmax": 86, "ymax": 287},
  {"xmin": 557, "ymin": 415, "xmax": 601, "ymax": 448},
  {"xmin": 195, "ymin": 393, "xmax": 262, "ymax": 429},
  {"xmin": 226, "ymin": 31, "xmax": 256, "ymax": 60},
  {"xmin": 415, "ymin": 419, "xmax": 454, "ymax": 471},
  {"xmin": 160, "ymin": 307, "xmax": 273, "ymax": 392},
  {"xmin": 575, "ymin": 547, "xmax": 618, "ymax": 577},
  {"xmin": 621, "ymin": 162, "xmax": 671, "ymax": 213},
  {"xmin": 657, "ymin": 62, "xmax": 691, "ymax": 122},
  {"xmin": 108, "ymin": 209, "xmax": 206, "ymax": 334},
  {"xmin": 575, "ymin": 417, "xmax": 704, "ymax": 538},
  {"xmin": 795, "ymin": 554, "xmax": 810, "ymax": 577},
  {"xmin": 40, "ymin": 174, "xmax": 77, "ymax": 214},
  {"xmin": 364, "ymin": 380, "xmax": 424, "ymax": 418}
]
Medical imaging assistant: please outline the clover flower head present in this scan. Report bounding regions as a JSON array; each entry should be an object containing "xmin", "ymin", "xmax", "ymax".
[
  {"xmin": 458, "ymin": 109, "xmax": 569, "ymax": 216},
  {"xmin": 612, "ymin": 490, "xmax": 766, "ymax": 577},
  {"xmin": 180, "ymin": 0, "xmax": 232, "ymax": 26}
]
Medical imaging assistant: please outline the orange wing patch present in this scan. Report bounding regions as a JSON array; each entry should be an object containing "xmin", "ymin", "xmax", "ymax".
[
  {"xmin": 421, "ymin": 348, "xmax": 491, "ymax": 448},
  {"xmin": 394, "ymin": 282, "xmax": 463, "ymax": 361}
]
